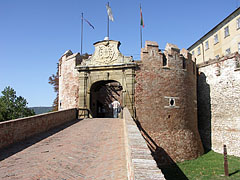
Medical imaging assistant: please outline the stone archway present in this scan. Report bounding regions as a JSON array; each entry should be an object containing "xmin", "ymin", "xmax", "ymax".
[
  {"xmin": 76, "ymin": 40, "xmax": 136, "ymax": 118},
  {"xmin": 90, "ymin": 80, "xmax": 122, "ymax": 118}
]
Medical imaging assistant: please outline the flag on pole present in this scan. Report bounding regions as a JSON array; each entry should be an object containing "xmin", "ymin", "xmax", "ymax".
[
  {"xmin": 106, "ymin": 3, "xmax": 114, "ymax": 21},
  {"xmin": 140, "ymin": 5, "xmax": 144, "ymax": 28},
  {"xmin": 83, "ymin": 17, "xmax": 95, "ymax": 29}
]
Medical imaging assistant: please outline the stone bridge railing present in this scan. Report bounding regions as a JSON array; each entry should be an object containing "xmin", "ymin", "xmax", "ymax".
[
  {"xmin": 0, "ymin": 108, "xmax": 78, "ymax": 149},
  {"xmin": 123, "ymin": 108, "xmax": 165, "ymax": 180}
]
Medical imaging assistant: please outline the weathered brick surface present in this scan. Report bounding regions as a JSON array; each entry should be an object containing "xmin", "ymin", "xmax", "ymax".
[
  {"xmin": 0, "ymin": 118, "xmax": 127, "ymax": 180},
  {"xmin": 198, "ymin": 53, "xmax": 240, "ymax": 156},
  {"xmin": 135, "ymin": 41, "xmax": 203, "ymax": 163},
  {"xmin": 0, "ymin": 108, "xmax": 77, "ymax": 149},
  {"xmin": 59, "ymin": 50, "xmax": 80, "ymax": 109}
]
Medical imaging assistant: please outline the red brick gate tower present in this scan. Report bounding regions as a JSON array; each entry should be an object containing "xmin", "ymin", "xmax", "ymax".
[{"xmin": 135, "ymin": 41, "xmax": 204, "ymax": 163}]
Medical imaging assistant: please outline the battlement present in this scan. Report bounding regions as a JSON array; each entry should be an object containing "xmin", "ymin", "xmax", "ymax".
[
  {"xmin": 136, "ymin": 41, "xmax": 203, "ymax": 162},
  {"xmin": 141, "ymin": 41, "xmax": 196, "ymax": 74}
]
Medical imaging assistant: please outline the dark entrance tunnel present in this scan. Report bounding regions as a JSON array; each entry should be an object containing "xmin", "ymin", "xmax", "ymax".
[{"xmin": 90, "ymin": 80, "xmax": 122, "ymax": 118}]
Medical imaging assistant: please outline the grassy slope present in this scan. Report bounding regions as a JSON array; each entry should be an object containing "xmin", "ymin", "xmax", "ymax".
[{"xmin": 177, "ymin": 151, "xmax": 240, "ymax": 180}]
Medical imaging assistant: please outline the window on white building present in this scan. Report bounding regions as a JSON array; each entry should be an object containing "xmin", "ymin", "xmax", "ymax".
[
  {"xmin": 215, "ymin": 55, "xmax": 219, "ymax": 59},
  {"xmin": 197, "ymin": 47, "xmax": 201, "ymax": 55},
  {"xmin": 225, "ymin": 48, "xmax": 231, "ymax": 55},
  {"xmin": 238, "ymin": 42, "xmax": 240, "ymax": 54},
  {"xmin": 214, "ymin": 34, "xmax": 219, "ymax": 44},
  {"xmin": 192, "ymin": 51, "xmax": 195, "ymax": 56},
  {"xmin": 237, "ymin": 17, "xmax": 240, "ymax": 29},
  {"xmin": 224, "ymin": 26, "xmax": 230, "ymax": 37},
  {"xmin": 205, "ymin": 41, "xmax": 209, "ymax": 50}
]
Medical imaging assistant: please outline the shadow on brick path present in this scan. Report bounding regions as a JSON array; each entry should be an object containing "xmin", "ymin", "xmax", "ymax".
[
  {"xmin": 0, "ymin": 119, "xmax": 82, "ymax": 161},
  {"xmin": 134, "ymin": 118, "xmax": 189, "ymax": 180}
]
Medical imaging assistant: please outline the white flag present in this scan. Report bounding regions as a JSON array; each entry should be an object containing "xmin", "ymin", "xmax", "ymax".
[{"xmin": 106, "ymin": 4, "xmax": 114, "ymax": 21}]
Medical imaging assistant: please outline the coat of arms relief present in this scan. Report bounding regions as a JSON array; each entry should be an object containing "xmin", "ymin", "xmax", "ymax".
[
  {"xmin": 79, "ymin": 40, "xmax": 133, "ymax": 67},
  {"xmin": 98, "ymin": 44, "xmax": 116, "ymax": 64}
]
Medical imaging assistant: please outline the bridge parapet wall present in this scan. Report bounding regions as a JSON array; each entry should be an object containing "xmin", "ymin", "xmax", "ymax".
[
  {"xmin": 123, "ymin": 108, "xmax": 165, "ymax": 180},
  {"xmin": 0, "ymin": 109, "xmax": 77, "ymax": 149}
]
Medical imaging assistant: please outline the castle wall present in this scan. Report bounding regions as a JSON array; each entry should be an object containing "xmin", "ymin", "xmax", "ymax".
[
  {"xmin": 197, "ymin": 53, "xmax": 240, "ymax": 156},
  {"xmin": 0, "ymin": 108, "xmax": 77, "ymax": 149},
  {"xmin": 135, "ymin": 41, "xmax": 203, "ymax": 163},
  {"xmin": 59, "ymin": 51, "xmax": 80, "ymax": 110}
]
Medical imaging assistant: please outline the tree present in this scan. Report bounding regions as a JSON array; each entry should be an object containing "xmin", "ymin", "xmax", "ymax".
[
  {"xmin": 0, "ymin": 98, "xmax": 7, "ymax": 121},
  {"xmin": 48, "ymin": 63, "xmax": 59, "ymax": 111},
  {"xmin": 49, "ymin": 53, "xmax": 90, "ymax": 111},
  {"xmin": 0, "ymin": 86, "xmax": 35, "ymax": 122}
]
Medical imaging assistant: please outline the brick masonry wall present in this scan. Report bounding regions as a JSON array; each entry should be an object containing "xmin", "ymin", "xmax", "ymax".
[
  {"xmin": 135, "ymin": 41, "xmax": 203, "ymax": 163},
  {"xmin": 59, "ymin": 50, "xmax": 80, "ymax": 110},
  {"xmin": 198, "ymin": 53, "xmax": 240, "ymax": 156},
  {"xmin": 0, "ymin": 108, "xmax": 77, "ymax": 149}
]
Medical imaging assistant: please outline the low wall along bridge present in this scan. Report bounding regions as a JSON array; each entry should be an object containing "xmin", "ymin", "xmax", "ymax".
[{"xmin": 0, "ymin": 108, "xmax": 165, "ymax": 180}]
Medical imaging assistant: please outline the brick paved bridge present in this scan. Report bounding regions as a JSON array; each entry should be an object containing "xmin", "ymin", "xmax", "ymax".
[{"xmin": 0, "ymin": 108, "xmax": 165, "ymax": 180}]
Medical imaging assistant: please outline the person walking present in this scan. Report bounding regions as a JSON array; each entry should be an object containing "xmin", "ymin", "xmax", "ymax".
[{"xmin": 111, "ymin": 100, "xmax": 121, "ymax": 118}]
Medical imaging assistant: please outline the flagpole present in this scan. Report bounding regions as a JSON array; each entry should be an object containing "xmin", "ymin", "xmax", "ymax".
[
  {"xmin": 140, "ymin": 4, "xmax": 142, "ymax": 49},
  {"xmin": 81, "ymin": 13, "xmax": 83, "ymax": 55},
  {"xmin": 107, "ymin": 2, "xmax": 110, "ymax": 39},
  {"xmin": 140, "ymin": 25, "xmax": 142, "ymax": 49}
]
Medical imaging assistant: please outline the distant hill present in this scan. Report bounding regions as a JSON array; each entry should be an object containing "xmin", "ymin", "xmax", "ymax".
[{"xmin": 30, "ymin": 107, "xmax": 53, "ymax": 115}]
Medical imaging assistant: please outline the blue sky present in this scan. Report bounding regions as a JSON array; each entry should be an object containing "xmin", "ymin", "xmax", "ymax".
[{"xmin": 0, "ymin": 0, "xmax": 239, "ymax": 107}]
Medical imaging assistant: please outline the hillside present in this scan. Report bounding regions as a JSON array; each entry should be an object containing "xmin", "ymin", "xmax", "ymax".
[{"xmin": 30, "ymin": 107, "xmax": 53, "ymax": 115}]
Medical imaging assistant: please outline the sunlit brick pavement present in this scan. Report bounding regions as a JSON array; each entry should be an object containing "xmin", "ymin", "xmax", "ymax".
[{"xmin": 0, "ymin": 118, "xmax": 128, "ymax": 180}]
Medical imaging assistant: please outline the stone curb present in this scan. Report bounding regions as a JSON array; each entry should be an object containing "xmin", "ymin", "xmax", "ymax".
[{"xmin": 123, "ymin": 108, "xmax": 165, "ymax": 180}]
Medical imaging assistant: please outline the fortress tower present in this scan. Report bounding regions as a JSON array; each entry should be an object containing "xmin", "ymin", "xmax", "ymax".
[{"xmin": 135, "ymin": 41, "xmax": 204, "ymax": 163}]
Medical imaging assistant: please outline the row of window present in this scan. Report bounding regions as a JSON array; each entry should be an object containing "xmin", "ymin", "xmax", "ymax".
[
  {"xmin": 197, "ymin": 42, "xmax": 240, "ymax": 60},
  {"xmin": 193, "ymin": 42, "xmax": 240, "ymax": 60},
  {"xmin": 195, "ymin": 45, "xmax": 233, "ymax": 57},
  {"xmin": 192, "ymin": 17, "xmax": 240, "ymax": 56},
  {"xmin": 214, "ymin": 48, "xmax": 231, "ymax": 59}
]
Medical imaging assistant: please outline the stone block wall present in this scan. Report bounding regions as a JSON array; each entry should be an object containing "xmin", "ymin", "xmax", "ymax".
[
  {"xmin": 135, "ymin": 41, "xmax": 203, "ymax": 162},
  {"xmin": 0, "ymin": 108, "xmax": 77, "ymax": 149},
  {"xmin": 197, "ymin": 53, "xmax": 240, "ymax": 156},
  {"xmin": 123, "ymin": 108, "xmax": 165, "ymax": 180},
  {"xmin": 78, "ymin": 65, "xmax": 136, "ymax": 118},
  {"xmin": 59, "ymin": 50, "xmax": 80, "ymax": 110}
]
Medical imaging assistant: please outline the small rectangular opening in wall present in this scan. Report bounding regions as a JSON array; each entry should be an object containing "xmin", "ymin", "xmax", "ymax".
[
  {"xmin": 163, "ymin": 54, "xmax": 167, "ymax": 66},
  {"xmin": 235, "ymin": 56, "xmax": 240, "ymax": 70},
  {"xmin": 193, "ymin": 63, "xmax": 195, "ymax": 74},
  {"xmin": 238, "ymin": 42, "xmax": 240, "ymax": 54},
  {"xmin": 182, "ymin": 58, "xmax": 186, "ymax": 69}
]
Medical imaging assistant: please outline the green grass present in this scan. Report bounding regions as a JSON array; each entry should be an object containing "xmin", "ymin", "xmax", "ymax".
[{"xmin": 177, "ymin": 151, "xmax": 240, "ymax": 180}]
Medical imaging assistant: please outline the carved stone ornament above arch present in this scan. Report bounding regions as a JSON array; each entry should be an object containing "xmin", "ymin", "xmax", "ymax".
[{"xmin": 79, "ymin": 40, "xmax": 133, "ymax": 67}]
